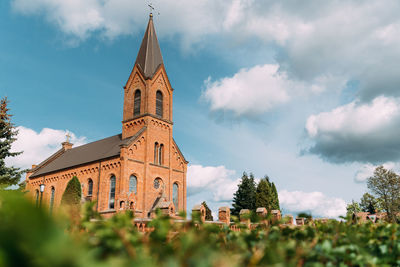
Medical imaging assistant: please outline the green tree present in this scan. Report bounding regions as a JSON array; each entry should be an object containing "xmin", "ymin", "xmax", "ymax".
[
  {"xmin": 255, "ymin": 178, "xmax": 271, "ymax": 210},
  {"xmin": 201, "ymin": 201, "xmax": 213, "ymax": 221},
  {"xmin": 0, "ymin": 97, "xmax": 23, "ymax": 187},
  {"xmin": 367, "ymin": 166, "xmax": 400, "ymax": 222},
  {"xmin": 346, "ymin": 200, "xmax": 361, "ymax": 217},
  {"xmin": 61, "ymin": 176, "xmax": 82, "ymax": 206},
  {"xmin": 359, "ymin": 193, "xmax": 381, "ymax": 214},
  {"xmin": 255, "ymin": 176, "xmax": 280, "ymax": 211},
  {"xmin": 232, "ymin": 172, "xmax": 256, "ymax": 216},
  {"xmin": 271, "ymin": 182, "xmax": 280, "ymax": 210}
]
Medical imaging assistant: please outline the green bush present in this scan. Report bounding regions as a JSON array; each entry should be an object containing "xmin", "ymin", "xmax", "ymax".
[
  {"xmin": 61, "ymin": 176, "xmax": 81, "ymax": 206},
  {"xmin": 1, "ymin": 190, "xmax": 400, "ymax": 267}
]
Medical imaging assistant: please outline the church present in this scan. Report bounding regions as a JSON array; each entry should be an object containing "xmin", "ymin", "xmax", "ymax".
[{"xmin": 25, "ymin": 14, "xmax": 188, "ymax": 218}]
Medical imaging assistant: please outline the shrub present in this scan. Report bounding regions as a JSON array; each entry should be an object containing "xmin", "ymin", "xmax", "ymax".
[{"xmin": 61, "ymin": 176, "xmax": 81, "ymax": 206}]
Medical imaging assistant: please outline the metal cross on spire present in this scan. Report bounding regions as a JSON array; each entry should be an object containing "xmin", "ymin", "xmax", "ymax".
[
  {"xmin": 148, "ymin": 3, "xmax": 160, "ymax": 16},
  {"xmin": 148, "ymin": 3, "xmax": 154, "ymax": 14},
  {"xmin": 66, "ymin": 132, "xmax": 71, "ymax": 143}
]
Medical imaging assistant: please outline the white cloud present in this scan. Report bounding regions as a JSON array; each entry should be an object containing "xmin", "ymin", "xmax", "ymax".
[
  {"xmin": 5, "ymin": 126, "xmax": 87, "ymax": 169},
  {"xmin": 306, "ymin": 96, "xmax": 400, "ymax": 163},
  {"xmin": 279, "ymin": 190, "xmax": 346, "ymax": 218},
  {"xmin": 354, "ymin": 162, "xmax": 399, "ymax": 183},
  {"xmin": 11, "ymin": 0, "xmax": 400, "ymax": 102},
  {"xmin": 203, "ymin": 64, "xmax": 344, "ymax": 117},
  {"xmin": 187, "ymin": 164, "xmax": 239, "ymax": 202}
]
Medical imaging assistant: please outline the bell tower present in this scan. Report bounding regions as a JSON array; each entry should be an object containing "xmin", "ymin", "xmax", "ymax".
[{"xmin": 122, "ymin": 13, "xmax": 173, "ymax": 139}]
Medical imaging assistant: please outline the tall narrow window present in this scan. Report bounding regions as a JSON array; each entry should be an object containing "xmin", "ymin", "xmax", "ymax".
[
  {"xmin": 134, "ymin": 90, "xmax": 141, "ymax": 116},
  {"xmin": 109, "ymin": 175, "xmax": 116, "ymax": 209},
  {"xmin": 173, "ymin": 183, "xmax": 179, "ymax": 210},
  {"xmin": 35, "ymin": 189, "xmax": 39, "ymax": 207},
  {"xmin": 129, "ymin": 175, "xmax": 137, "ymax": 194},
  {"xmin": 49, "ymin": 187, "xmax": 55, "ymax": 214},
  {"xmin": 88, "ymin": 179, "xmax": 93, "ymax": 196},
  {"xmin": 156, "ymin": 91, "xmax": 163, "ymax": 117},
  {"xmin": 154, "ymin": 142, "xmax": 159, "ymax": 164},
  {"xmin": 159, "ymin": 144, "xmax": 164, "ymax": 165}
]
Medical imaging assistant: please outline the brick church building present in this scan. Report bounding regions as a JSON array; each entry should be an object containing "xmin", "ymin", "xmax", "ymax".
[{"xmin": 25, "ymin": 14, "xmax": 188, "ymax": 218}]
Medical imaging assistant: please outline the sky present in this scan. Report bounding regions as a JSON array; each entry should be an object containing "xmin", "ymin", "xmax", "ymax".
[{"xmin": 3, "ymin": 0, "xmax": 400, "ymax": 218}]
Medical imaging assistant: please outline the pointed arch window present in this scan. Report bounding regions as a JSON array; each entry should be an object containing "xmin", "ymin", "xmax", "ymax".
[
  {"xmin": 134, "ymin": 90, "xmax": 141, "ymax": 116},
  {"xmin": 159, "ymin": 144, "xmax": 164, "ymax": 165},
  {"xmin": 156, "ymin": 90, "xmax": 163, "ymax": 117},
  {"xmin": 49, "ymin": 187, "xmax": 55, "ymax": 214},
  {"xmin": 129, "ymin": 175, "xmax": 137, "ymax": 194},
  {"xmin": 154, "ymin": 142, "xmax": 159, "ymax": 164},
  {"xmin": 88, "ymin": 179, "xmax": 93, "ymax": 196},
  {"xmin": 173, "ymin": 183, "xmax": 179, "ymax": 210},
  {"xmin": 109, "ymin": 175, "xmax": 116, "ymax": 209}
]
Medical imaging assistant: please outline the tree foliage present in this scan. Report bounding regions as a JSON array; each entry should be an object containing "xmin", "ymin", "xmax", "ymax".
[
  {"xmin": 271, "ymin": 182, "xmax": 280, "ymax": 210},
  {"xmin": 61, "ymin": 176, "xmax": 82, "ymax": 206},
  {"xmin": 255, "ymin": 178, "xmax": 270, "ymax": 209},
  {"xmin": 2, "ymin": 190, "xmax": 400, "ymax": 267},
  {"xmin": 201, "ymin": 201, "xmax": 213, "ymax": 221},
  {"xmin": 233, "ymin": 173, "xmax": 280, "ymax": 216},
  {"xmin": 367, "ymin": 166, "xmax": 400, "ymax": 222},
  {"xmin": 0, "ymin": 97, "xmax": 23, "ymax": 187},
  {"xmin": 346, "ymin": 200, "xmax": 361, "ymax": 217},
  {"xmin": 359, "ymin": 193, "xmax": 382, "ymax": 214},
  {"xmin": 232, "ymin": 172, "xmax": 256, "ymax": 216},
  {"xmin": 255, "ymin": 176, "xmax": 280, "ymax": 211}
]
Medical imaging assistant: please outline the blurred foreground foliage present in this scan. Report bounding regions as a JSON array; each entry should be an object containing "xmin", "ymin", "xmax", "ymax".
[{"xmin": 1, "ymin": 190, "xmax": 400, "ymax": 267}]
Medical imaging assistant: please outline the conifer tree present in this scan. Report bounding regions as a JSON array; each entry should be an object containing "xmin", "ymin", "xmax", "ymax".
[
  {"xmin": 271, "ymin": 182, "xmax": 280, "ymax": 210},
  {"xmin": 201, "ymin": 201, "xmax": 213, "ymax": 221},
  {"xmin": 61, "ymin": 176, "xmax": 82, "ymax": 206},
  {"xmin": 255, "ymin": 177, "xmax": 272, "ymax": 210},
  {"xmin": 0, "ymin": 97, "xmax": 23, "ymax": 187},
  {"xmin": 232, "ymin": 172, "xmax": 256, "ymax": 216}
]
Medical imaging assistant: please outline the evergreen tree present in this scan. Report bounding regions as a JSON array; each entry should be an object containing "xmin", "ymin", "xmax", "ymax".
[
  {"xmin": 0, "ymin": 97, "xmax": 23, "ymax": 187},
  {"xmin": 271, "ymin": 182, "xmax": 280, "ymax": 210},
  {"xmin": 201, "ymin": 201, "xmax": 213, "ymax": 221},
  {"xmin": 255, "ymin": 176, "xmax": 280, "ymax": 211},
  {"xmin": 255, "ymin": 177, "xmax": 272, "ymax": 210},
  {"xmin": 232, "ymin": 172, "xmax": 256, "ymax": 216},
  {"xmin": 61, "ymin": 176, "xmax": 82, "ymax": 206}
]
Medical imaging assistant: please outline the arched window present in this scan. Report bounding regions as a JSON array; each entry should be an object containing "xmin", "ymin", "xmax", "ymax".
[
  {"xmin": 35, "ymin": 189, "xmax": 39, "ymax": 207},
  {"xmin": 159, "ymin": 144, "xmax": 163, "ymax": 165},
  {"xmin": 173, "ymin": 183, "xmax": 179, "ymax": 210},
  {"xmin": 134, "ymin": 90, "xmax": 141, "ymax": 116},
  {"xmin": 156, "ymin": 90, "xmax": 163, "ymax": 117},
  {"xmin": 154, "ymin": 178, "xmax": 163, "ymax": 189},
  {"xmin": 154, "ymin": 142, "xmax": 159, "ymax": 164},
  {"xmin": 109, "ymin": 175, "xmax": 116, "ymax": 209},
  {"xmin": 88, "ymin": 179, "xmax": 93, "ymax": 196},
  {"xmin": 49, "ymin": 187, "xmax": 55, "ymax": 214},
  {"xmin": 129, "ymin": 175, "xmax": 137, "ymax": 194}
]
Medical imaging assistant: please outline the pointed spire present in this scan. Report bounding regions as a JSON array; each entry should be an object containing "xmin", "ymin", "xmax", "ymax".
[{"xmin": 135, "ymin": 13, "xmax": 164, "ymax": 79}]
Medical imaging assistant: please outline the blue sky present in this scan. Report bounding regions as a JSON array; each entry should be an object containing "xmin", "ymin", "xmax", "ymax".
[{"xmin": 4, "ymin": 0, "xmax": 400, "ymax": 218}]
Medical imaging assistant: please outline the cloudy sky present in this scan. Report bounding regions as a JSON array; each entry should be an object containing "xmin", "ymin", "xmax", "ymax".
[{"xmin": 2, "ymin": 0, "xmax": 400, "ymax": 218}]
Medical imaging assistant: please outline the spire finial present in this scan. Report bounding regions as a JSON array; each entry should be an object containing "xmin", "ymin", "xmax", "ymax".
[{"xmin": 66, "ymin": 132, "xmax": 71, "ymax": 143}]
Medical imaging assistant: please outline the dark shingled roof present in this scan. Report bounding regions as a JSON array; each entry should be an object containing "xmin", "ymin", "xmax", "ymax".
[
  {"xmin": 135, "ymin": 14, "xmax": 163, "ymax": 79},
  {"xmin": 30, "ymin": 128, "xmax": 146, "ymax": 178}
]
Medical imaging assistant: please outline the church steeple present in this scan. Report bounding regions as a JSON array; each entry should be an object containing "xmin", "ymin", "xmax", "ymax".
[
  {"xmin": 135, "ymin": 13, "xmax": 164, "ymax": 79},
  {"xmin": 123, "ymin": 13, "xmax": 173, "ymax": 139}
]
